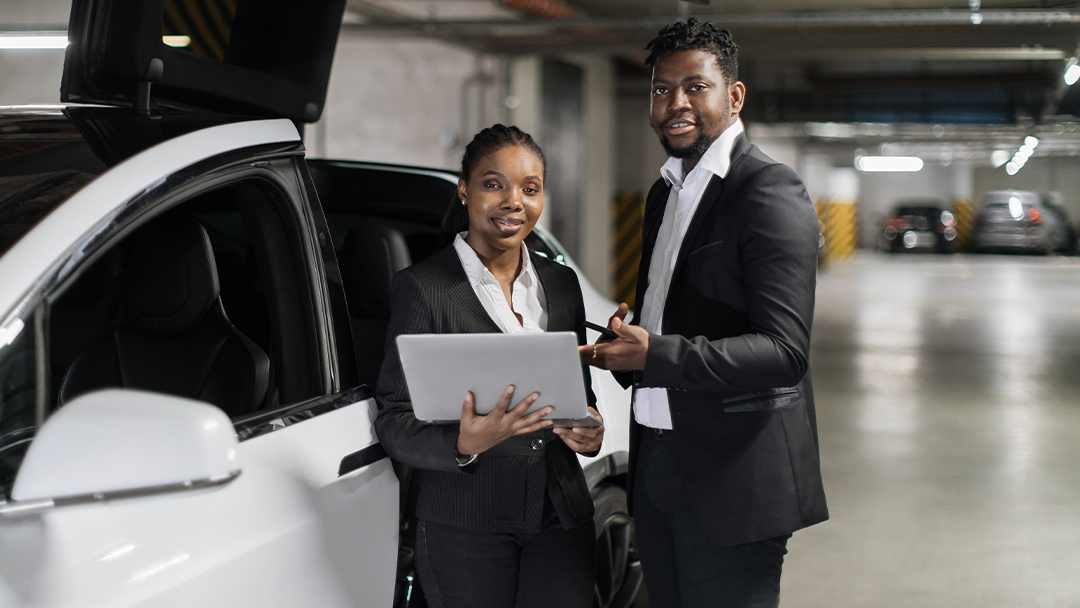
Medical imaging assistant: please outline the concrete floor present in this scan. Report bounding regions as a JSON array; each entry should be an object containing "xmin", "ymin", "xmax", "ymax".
[{"xmin": 781, "ymin": 253, "xmax": 1080, "ymax": 607}]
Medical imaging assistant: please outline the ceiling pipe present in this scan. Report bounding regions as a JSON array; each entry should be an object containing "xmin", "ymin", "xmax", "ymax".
[
  {"xmin": 343, "ymin": 9, "xmax": 1080, "ymax": 35},
  {"xmin": 501, "ymin": 0, "xmax": 579, "ymax": 20}
]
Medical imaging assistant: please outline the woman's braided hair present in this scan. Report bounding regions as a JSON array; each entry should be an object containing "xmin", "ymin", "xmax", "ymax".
[
  {"xmin": 442, "ymin": 124, "xmax": 546, "ymax": 234},
  {"xmin": 644, "ymin": 17, "xmax": 739, "ymax": 85}
]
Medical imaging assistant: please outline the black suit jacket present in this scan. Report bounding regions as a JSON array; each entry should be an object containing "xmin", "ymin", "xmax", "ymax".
[
  {"xmin": 375, "ymin": 245, "xmax": 596, "ymax": 533},
  {"xmin": 622, "ymin": 133, "xmax": 828, "ymax": 546}
]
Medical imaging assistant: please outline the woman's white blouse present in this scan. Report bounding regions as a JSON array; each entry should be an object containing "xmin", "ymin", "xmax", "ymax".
[{"xmin": 453, "ymin": 233, "xmax": 548, "ymax": 334}]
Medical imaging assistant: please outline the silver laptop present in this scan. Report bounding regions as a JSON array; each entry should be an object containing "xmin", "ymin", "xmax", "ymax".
[{"xmin": 396, "ymin": 332, "xmax": 600, "ymax": 427}]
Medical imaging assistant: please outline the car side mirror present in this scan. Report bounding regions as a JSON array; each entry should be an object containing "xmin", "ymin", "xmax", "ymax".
[{"xmin": 5, "ymin": 390, "xmax": 239, "ymax": 511}]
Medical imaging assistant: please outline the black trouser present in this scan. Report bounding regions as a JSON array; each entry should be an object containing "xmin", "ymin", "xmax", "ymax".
[
  {"xmin": 415, "ymin": 508, "xmax": 595, "ymax": 608},
  {"xmin": 634, "ymin": 428, "xmax": 791, "ymax": 608}
]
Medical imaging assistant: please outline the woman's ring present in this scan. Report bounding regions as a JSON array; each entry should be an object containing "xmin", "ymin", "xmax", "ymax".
[{"xmin": 593, "ymin": 344, "xmax": 598, "ymax": 359}]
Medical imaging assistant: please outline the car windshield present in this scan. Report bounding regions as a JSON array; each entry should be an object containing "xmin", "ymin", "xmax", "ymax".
[
  {"xmin": 895, "ymin": 206, "xmax": 940, "ymax": 217},
  {"xmin": 0, "ymin": 113, "xmax": 108, "ymax": 258}
]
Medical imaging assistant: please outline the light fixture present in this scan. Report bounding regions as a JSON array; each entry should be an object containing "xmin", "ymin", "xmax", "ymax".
[
  {"xmin": 855, "ymin": 156, "xmax": 924, "ymax": 172},
  {"xmin": 162, "ymin": 35, "xmax": 191, "ymax": 48},
  {"xmin": 991, "ymin": 150, "xmax": 1010, "ymax": 167},
  {"xmin": 0, "ymin": 32, "xmax": 68, "ymax": 50},
  {"xmin": 1065, "ymin": 57, "xmax": 1080, "ymax": 85},
  {"xmin": 1005, "ymin": 136, "xmax": 1039, "ymax": 175}
]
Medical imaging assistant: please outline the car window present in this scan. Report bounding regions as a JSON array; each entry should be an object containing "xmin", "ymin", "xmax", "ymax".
[
  {"xmin": 45, "ymin": 171, "xmax": 324, "ymax": 421},
  {"xmin": 525, "ymin": 231, "xmax": 567, "ymax": 266},
  {"xmin": 0, "ymin": 114, "xmax": 111, "ymax": 258},
  {"xmin": 0, "ymin": 311, "xmax": 39, "ymax": 497}
]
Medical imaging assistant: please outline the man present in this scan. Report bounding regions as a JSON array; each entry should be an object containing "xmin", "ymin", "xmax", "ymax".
[{"xmin": 581, "ymin": 18, "xmax": 828, "ymax": 608}]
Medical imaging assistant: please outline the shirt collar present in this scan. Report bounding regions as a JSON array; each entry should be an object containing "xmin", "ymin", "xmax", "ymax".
[
  {"xmin": 453, "ymin": 232, "xmax": 535, "ymax": 287},
  {"xmin": 660, "ymin": 118, "xmax": 744, "ymax": 188}
]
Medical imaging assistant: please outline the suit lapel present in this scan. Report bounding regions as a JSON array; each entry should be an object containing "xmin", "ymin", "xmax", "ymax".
[
  {"xmin": 667, "ymin": 133, "xmax": 752, "ymax": 294},
  {"xmin": 532, "ymin": 252, "xmax": 574, "ymax": 332},
  {"xmin": 429, "ymin": 247, "xmax": 503, "ymax": 333},
  {"xmin": 633, "ymin": 179, "xmax": 672, "ymax": 318}
]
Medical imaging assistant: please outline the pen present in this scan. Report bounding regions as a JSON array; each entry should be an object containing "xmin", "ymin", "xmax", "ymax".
[{"xmin": 584, "ymin": 320, "xmax": 619, "ymax": 340}]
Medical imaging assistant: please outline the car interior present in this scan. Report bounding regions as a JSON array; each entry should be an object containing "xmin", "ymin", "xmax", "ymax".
[{"xmin": 46, "ymin": 177, "xmax": 322, "ymax": 419}]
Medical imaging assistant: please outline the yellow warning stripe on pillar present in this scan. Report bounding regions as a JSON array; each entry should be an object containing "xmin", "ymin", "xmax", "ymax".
[
  {"xmin": 815, "ymin": 200, "xmax": 858, "ymax": 259},
  {"xmin": 612, "ymin": 191, "xmax": 645, "ymax": 308},
  {"xmin": 952, "ymin": 198, "xmax": 974, "ymax": 252}
]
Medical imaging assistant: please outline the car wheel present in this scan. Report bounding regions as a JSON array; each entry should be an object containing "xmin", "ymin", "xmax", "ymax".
[{"xmin": 593, "ymin": 485, "xmax": 643, "ymax": 608}]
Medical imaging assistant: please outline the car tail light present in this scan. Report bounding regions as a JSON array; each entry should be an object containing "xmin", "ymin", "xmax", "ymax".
[{"xmin": 1028, "ymin": 208, "xmax": 1042, "ymax": 225}]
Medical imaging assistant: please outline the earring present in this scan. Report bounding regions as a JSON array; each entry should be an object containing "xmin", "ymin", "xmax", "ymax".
[{"xmin": 461, "ymin": 198, "xmax": 466, "ymax": 206}]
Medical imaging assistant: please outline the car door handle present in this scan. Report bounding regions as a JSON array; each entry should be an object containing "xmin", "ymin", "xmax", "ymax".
[{"xmin": 338, "ymin": 443, "xmax": 388, "ymax": 477}]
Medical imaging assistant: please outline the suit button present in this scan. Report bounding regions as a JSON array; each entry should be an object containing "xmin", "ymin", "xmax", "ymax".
[{"xmin": 531, "ymin": 439, "xmax": 544, "ymax": 450}]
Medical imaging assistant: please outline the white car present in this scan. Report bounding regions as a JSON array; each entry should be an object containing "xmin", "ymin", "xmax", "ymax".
[{"xmin": 0, "ymin": 1, "xmax": 640, "ymax": 607}]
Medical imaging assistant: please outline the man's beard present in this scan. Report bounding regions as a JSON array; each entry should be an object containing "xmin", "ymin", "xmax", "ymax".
[{"xmin": 659, "ymin": 129, "xmax": 718, "ymax": 159}]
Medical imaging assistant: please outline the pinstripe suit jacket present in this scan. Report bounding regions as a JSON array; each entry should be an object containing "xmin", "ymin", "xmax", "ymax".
[{"xmin": 375, "ymin": 245, "xmax": 596, "ymax": 533}]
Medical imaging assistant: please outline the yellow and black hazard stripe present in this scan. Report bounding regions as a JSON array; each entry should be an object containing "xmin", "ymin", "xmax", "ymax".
[
  {"xmin": 815, "ymin": 199, "xmax": 857, "ymax": 260},
  {"xmin": 612, "ymin": 191, "xmax": 645, "ymax": 308}
]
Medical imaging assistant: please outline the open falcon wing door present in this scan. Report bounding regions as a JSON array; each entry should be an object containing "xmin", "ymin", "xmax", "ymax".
[{"xmin": 61, "ymin": 0, "xmax": 346, "ymax": 123}]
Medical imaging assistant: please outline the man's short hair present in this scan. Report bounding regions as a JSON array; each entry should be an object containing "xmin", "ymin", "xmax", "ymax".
[{"xmin": 645, "ymin": 17, "xmax": 738, "ymax": 85}]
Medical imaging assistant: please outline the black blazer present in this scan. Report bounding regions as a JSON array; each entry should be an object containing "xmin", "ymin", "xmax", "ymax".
[
  {"xmin": 375, "ymin": 245, "xmax": 596, "ymax": 534},
  {"xmin": 621, "ymin": 133, "xmax": 828, "ymax": 546}
]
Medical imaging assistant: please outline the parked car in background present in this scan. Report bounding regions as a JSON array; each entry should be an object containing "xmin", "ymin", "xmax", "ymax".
[
  {"xmin": 973, "ymin": 190, "xmax": 1071, "ymax": 255},
  {"xmin": 880, "ymin": 200, "xmax": 957, "ymax": 253}
]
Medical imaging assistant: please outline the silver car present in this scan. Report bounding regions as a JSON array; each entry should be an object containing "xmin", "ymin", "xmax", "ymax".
[{"xmin": 972, "ymin": 190, "xmax": 1070, "ymax": 255}]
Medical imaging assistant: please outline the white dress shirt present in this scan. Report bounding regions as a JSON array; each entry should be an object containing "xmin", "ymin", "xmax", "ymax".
[
  {"xmin": 453, "ymin": 233, "xmax": 548, "ymax": 334},
  {"xmin": 634, "ymin": 119, "xmax": 744, "ymax": 429}
]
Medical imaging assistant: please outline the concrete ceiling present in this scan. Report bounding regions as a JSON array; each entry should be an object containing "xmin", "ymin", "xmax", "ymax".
[{"xmin": 346, "ymin": 0, "xmax": 1080, "ymax": 125}]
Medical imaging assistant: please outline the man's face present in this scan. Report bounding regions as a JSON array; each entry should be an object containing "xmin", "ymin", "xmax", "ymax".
[{"xmin": 649, "ymin": 50, "xmax": 744, "ymax": 162}]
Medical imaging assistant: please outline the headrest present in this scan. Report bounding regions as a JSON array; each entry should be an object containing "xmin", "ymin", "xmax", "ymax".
[
  {"xmin": 340, "ymin": 222, "xmax": 412, "ymax": 318},
  {"xmin": 123, "ymin": 219, "xmax": 220, "ymax": 338}
]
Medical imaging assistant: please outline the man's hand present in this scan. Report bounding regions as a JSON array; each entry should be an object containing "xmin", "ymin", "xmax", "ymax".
[
  {"xmin": 578, "ymin": 304, "xmax": 649, "ymax": 371},
  {"xmin": 554, "ymin": 407, "xmax": 604, "ymax": 453},
  {"xmin": 456, "ymin": 386, "xmax": 553, "ymax": 456}
]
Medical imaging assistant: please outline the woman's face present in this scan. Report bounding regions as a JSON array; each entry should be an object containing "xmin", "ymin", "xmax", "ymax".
[{"xmin": 458, "ymin": 144, "xmax": 544, "ymax": 259}]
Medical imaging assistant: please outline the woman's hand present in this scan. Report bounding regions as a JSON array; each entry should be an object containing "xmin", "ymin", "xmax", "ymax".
[
  {"xmin": 456, "ymin": 385, "xmax": 554, "ymax": 456},
  {"xmin": 554, "ymin": 407, "xmax": 605, "ymax": 454}
]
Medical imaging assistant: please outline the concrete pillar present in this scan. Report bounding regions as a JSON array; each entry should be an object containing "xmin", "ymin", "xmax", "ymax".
[
  {"xmin": 508, "ymin": 56, "xmax": 545, "ymax": 228},
  {"xmin": 798, "ymin": 153, "xmax": 833, "ymax": 201},
  {"xmin": 564, "ymin": 54, "xmax": 616, "ymax": 296},
  {"xmin": 828, "ymin": 168, "xmax": 860, "ymax": 202},
  {"xmin": 951, "ymin": 162, "xmax": 974, "ymax": 199}
]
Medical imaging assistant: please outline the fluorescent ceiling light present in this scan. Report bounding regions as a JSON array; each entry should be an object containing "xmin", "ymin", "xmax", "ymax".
[
  {"xmin": 855, "ymin": 156, "xmax": 924, "ymax": 172},
  {"xmin": 0, "ymin": 33, "xmax": 68, "ymax": 50},
  {"xmin": 162, "ymin": 35, "xmax": 191, "ymax": 47}
]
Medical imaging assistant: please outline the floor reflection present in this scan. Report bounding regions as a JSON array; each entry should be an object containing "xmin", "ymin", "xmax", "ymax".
[{"xmin": 782, "ymin": 253, "xmax": 1080, "ymax": 607}]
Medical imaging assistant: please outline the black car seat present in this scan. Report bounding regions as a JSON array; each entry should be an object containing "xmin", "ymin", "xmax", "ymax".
[
  {"xmin": 337, "ymin": 221, "xmax": 412, "ymax": 389},
  {"xmin": 60, "ymin": 218, "xmax": 270, "ymax": 417}
]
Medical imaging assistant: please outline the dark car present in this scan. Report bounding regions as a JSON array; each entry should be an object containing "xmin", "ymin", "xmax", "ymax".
[
  {"xmin": 973, "ymin": 190, "xmax": 1070, "ymax": 255},
  {"xmin": 880, "ymin": 201, "xmax": 957, "ymax": 253}
]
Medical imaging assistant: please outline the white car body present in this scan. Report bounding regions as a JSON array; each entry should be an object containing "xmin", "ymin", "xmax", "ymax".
[{"xmin": 0, "ymin": 111, "xmax": 634, "ymax": 607}]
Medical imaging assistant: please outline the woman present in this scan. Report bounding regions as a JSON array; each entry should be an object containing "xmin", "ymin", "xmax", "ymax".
[{"xmin": 375, "ymin": 124, "xmax": 604, "ymax": 608}]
